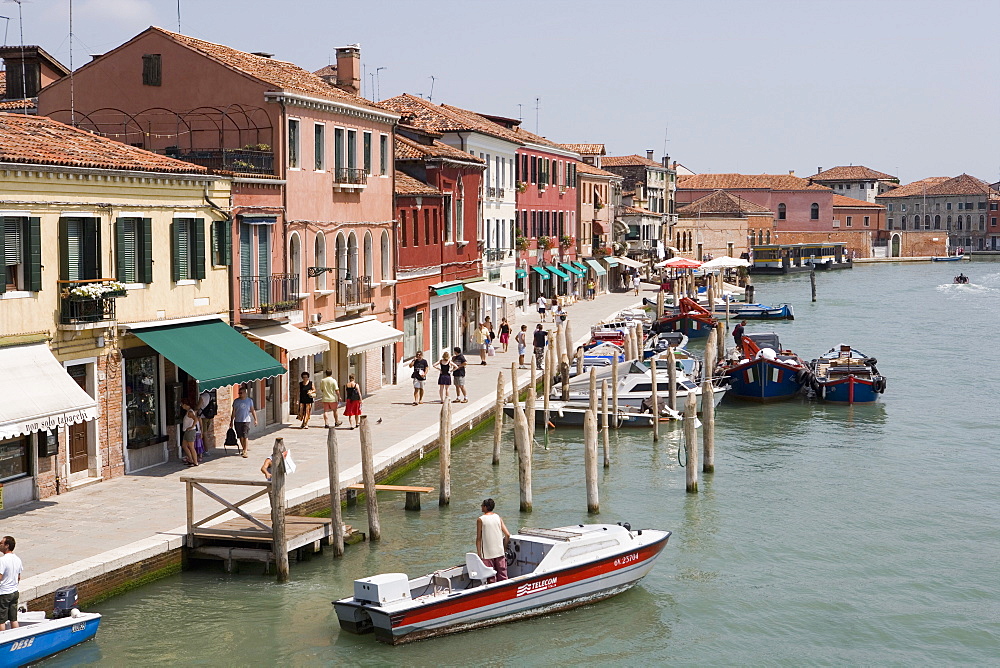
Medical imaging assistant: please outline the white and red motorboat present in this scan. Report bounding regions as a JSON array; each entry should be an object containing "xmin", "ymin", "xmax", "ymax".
[{"xmin": 334, "ymin": 523, "xmax": 671, "ymax": 645}]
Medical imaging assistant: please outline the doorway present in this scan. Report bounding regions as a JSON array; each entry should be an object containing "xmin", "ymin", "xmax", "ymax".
[
  {"xmin": 891, "ymin": 234, "xmax": 901, "ymax": 257},
  {"xmin": 66, "ymin": 364, "xmax": 91, "ymax": 478}
]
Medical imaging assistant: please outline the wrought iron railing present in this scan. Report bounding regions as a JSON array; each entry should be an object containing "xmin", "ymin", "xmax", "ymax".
[
  {"xmin": 497, "ymin": 187, "xmax": 505, "ymax": 198},
  {"xmin": 334, "ymin": 168, "xmax": 367, "ymax": 185},
  {"xmin": 162, "ymin": 148, "xmax": 274, "ymax": 175},
  {"xmin": 238, "ymin": 273, "xmax": 300, "ymax": 313},
  {"xmin": 61, "ymin": 295, "xmax": 117, "ymax": 324},
  {"xmin": 484, "ymin": 248, "xmax": 511, "ymax": 262},
  {"xmin": 487, "ymin": 186, "xmax": 497, "ymax": 198},
  {"xmin": 336, "ymin": 276, "xmax": 372, "ymax": 307}
]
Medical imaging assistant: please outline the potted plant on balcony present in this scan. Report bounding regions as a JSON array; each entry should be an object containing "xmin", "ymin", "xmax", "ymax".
[
  {"xmin": 612, "ymin": 241, "xmax": 627, "ymax": 255},
  {"xmin": 65, "ymin": 280, "xmax": 127, "ymax": 299},
  {"xmin": 515, "ymin": 235, "xmax": 530, "ymax": 252},
  {"xmin": 516, "ymin": 181, "xmax": 527, "ymax": 194},
  {"xmin": 559, "ymin": 234, "xmax": 573, "ymax": 249},
  {"xmin": 537, "ymin": 236, "xmax": 553, "ymax": 251}
]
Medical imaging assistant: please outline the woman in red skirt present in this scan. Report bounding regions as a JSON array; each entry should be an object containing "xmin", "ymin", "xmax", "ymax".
[{"xmin": 343, "ymin": 374, "xmax": 362, "ymax": 429}]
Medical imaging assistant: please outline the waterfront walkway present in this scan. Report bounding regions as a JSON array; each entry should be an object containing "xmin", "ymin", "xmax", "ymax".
[{"xmin": 4, "ymin": 288, "xmax": 646, "ymax": 603}]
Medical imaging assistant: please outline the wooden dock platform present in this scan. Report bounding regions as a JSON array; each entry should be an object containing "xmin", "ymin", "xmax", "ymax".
[{"xmin": 188, "ymin": 513, "xmax": 338, "ymax": 569}]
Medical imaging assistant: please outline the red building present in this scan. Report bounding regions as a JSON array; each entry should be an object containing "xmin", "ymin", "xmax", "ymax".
[{"xmin": 393, "ymin": 127, "xmax": 485, "ymax": 361}]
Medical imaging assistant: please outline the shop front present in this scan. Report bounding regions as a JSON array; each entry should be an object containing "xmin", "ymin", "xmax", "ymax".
[
  {"xmin": 0, "ymin": 342, "xmax": 99, "ymax": 509},
  {"xmin": 245, "ymin": 323, "xmax": 330, "ymax": 430},
  {"xmin": 463, "ymin": 280, "xmax": 524, "ymax": 330},
  {"xmin": 313, "ymin": 316, "xmax": 404, "ymax": 397},
  {"xmin": 585, "ymin": 258, "xmax": 608, "ymax": 295}
]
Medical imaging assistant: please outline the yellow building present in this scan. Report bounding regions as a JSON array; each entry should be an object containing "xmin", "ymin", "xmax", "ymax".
[{"xmin": 0, "ymin": 113, "xmax": 281, "ymax": 507}]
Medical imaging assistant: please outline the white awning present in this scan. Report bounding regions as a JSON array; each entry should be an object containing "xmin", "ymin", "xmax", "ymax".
[
  {"xmin": 316, "ymin": 319, "xmax": 404, "ymax": 356},
  {"xmin": 463, "ymin": 281, "xmax": 524, "ymax": 300},
  {"xmin": 0, "ymin": 343, "xmax": 99, "ymax": 440},
  {"xmin": 614, "ymin": 256, "xmax": 647, "ymax": 269},
  {"xmin": 245, "ymin": 323, "xmax": 329, "ymax": 360}
]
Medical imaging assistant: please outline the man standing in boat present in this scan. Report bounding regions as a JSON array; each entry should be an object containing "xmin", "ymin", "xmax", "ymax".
[
  {"xmin": 733, "ymin": 320, "xmax": 747, "ymax": 353},
  {"xmin": 0, "ymin": 536, "xmax": 23, "ymax": 630},
  {"xmin": 476, "ymin": 499, "xmax": 511, "ymax": 583}
]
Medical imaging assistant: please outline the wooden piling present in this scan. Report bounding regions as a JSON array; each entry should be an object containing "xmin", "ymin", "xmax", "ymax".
[
  {"xmin": 555, "ymin": 322, "xmax": 564, "ymax": 367},
  {"xmin": 811, "ymin": 267, "xmax": 817, "ymax": 302},
  {"xmin": 561, "ymin": 355, "xmax": 570, "ymax": 401},
  {"xmin": 656, "ymin": 289, "xmax": 664, "ymax": 319},
  {"xmin": 510, "ymin": 361, "xmax": 519, "ymax": 407},
  {"xmin": 650, "ymin": 352, "xmax": 660, "ymax": 442},
  {"xmin": 707, "ymin": 280, "xmax": 715, "ymax": 311},
  {"xmin": 563, "ymin": 319, "xmax": 573, "ymax": 361},
  {"xmin": 667, "ymin": 347, "xmax": 678, "ymax": 412},
  {"xmin": 611, "ymin": 353, "xmax": 620, "ymax": 429},
  {"xmin": 584, "ymin": 409, "xmax": 599, "ymax": 514},
  {"xmin": 439, "ymin": 401, "xmax": 451, "ymax": 506},
  {"xmin": 359, "ymin": 416, "xmax": 381, "ymax": 540},
  {"xmin": 514, "ymin": 404, "xmax": 532, "ymax": 512},
  {"xmin": 683, "ymin": 394, "xmax": 698, "ymax": 493},
  {"xmin": 601, "ymin": 379, "xmax": 611, "ymax": 466},
  {"xmin": 543, "ymin": 346, "xmax": 552, "ymax": 435},
  {"xmin": 702, "ymin": 377, "xmax": 715, "ymax": 474},
  {"xmin": 716, "ymin": 321, "xmax": 726, "ymax": 363},
  {"xmin": 493, "ymin": 371, "xmax": 504, "ymax": 466},
  {"xmin": 270, "ymin": 437, "xmax": 289, "ymax": 582},
  {"xmin": 704, "ymin": 328, "xmax": 717, "ymax": 379},
  {"xmin": 589, "ymin": 367, "xmax": 597, "ymax": 414},
  {"xmin": 623, "ymin": 331, "xmax": 633, "ymax": 364},
  {"xmin": 326, "ymin": 427, "xmax": 344, "ymax": 558},
  {"xmin": 576, "ymin": 347, "xmax": 584, "ymax": 377}
]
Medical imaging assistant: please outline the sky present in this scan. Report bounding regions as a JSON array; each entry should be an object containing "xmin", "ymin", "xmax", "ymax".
[{"xmin": 12, "ymin": 0, "xmax": 1000, "ymax": 184}]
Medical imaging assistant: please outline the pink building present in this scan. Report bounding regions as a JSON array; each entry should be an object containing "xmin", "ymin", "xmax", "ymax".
[{"xmin": 39, "ymin": 27, "xmax": 402, "ymax": 425}]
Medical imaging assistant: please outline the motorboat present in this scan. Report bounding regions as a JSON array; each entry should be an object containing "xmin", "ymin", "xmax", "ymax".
[
  {"xmin": 0, "ymin": 586, "xmax": 101, "ymax": 666},
  {"xmin": 641, "ymin": 331, "xmax": 688, "ymax": 360},
  {"xmin": 722, "ymin": 332, "xmax": 808, "ymax": 401},
  {"xmin": 953, "ymin": 274, "xmax": 970, "ymax": 284},
  {"xmin": 710, "ymin": 302, "xmax": 794, "ymax": 320},
  {"xmin": 809, "ymin": 345, "xmax": 886, "ymax": 404},
  {"xmin": 334, "ymin": 523, "xmax": 671, "ymax": 644},
  {"xmin": 504, "ymin": 400, "xmax": 678, "ymax": 428},
  {"xmin": 555, "ymin": 359, "xmax": 727, "ymax": 412},
  {"xmin": 579, "ymin": 341, "xmax": 626, "ymax": 368},
  {"xmin": 651, "ymin": 298, "xmax": 718, "ymax": 339}
]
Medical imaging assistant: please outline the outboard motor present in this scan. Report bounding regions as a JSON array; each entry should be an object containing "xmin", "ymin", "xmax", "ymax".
[{"xmin": 52, "ymin": 585, "xmax": 79, "ymax": 619}]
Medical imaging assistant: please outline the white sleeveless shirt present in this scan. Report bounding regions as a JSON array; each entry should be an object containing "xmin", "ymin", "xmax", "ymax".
[{"xmin": 479, "ymin": 513, "xmax": 504, "ymax": 559}]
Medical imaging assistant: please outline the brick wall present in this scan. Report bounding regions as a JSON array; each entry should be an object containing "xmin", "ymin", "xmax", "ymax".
[
  {"xmin": 99, "ymin": 352, "xmax": 125, "ymax": 479},
  {"xmin": 364, "ymin": 348, "xmax": 383, "ymax": 393}
]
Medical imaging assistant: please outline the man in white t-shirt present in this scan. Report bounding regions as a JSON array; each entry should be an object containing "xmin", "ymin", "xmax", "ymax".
[{"xmin": 0, "ymin": 535, "xmax": 23, "ymax": 630}]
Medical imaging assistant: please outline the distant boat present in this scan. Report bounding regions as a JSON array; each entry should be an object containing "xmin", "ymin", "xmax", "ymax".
[
  {"xmin": 710, "ymin": 302, "xmax": 794, "ymax": 320},
  {"xmin": 809, "ymin": 345, "xmax": 886, "ymax": 404},
  {"xmin": 722, "ymin": 332, "xmax": 808, "ymax": 402},
  {"xmin": 503, "ymin": 401, "xmax": 677, "ymax": 428},
  {"xmin": 954, "ymin": 274, "xmax": 970, "ymax": 284},
  {"xmin": 932, "ymin": 255, "xmax": 964, "ymax": 262}
]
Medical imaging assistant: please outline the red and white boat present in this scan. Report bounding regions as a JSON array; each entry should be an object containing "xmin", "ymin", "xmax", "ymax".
[{"xmin": 334, "ymin": 523, "xmax": 671, "ymax": 644}]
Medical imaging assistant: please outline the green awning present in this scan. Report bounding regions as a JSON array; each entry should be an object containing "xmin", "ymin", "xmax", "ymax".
[
  {"xmin": 561, "ymin": 262, "xmax": 585, "ymax": 276},
  {"xmin": 547, "ymin": 265, "xmax": 570, "ymax": 279},
  {"xmin": 132, "ymin": 320, "xmax": 286, "ymax": 391},
  {"xmin": 586, "ymin": 259, "xmax": 608, "ymax": 275},
  {"xmin": 573, "ymin": 261, "xmax": 589, "ymax": 272},
  {"xmin": 531, "ymin": 266, "xmax": 550, "ymax": 279},
  {"xmin": 604, "ymin": 257, "xmax": 620, "ymax": 267},
  {"xmin": 515, "ymin": 268, "xmax": 527, "ymax": 278},
  {"xmin": 432, "ymin": 284, "xmax": 464, "ymax": 296}
]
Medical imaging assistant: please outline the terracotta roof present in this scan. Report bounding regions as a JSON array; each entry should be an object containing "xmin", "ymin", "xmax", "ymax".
[
  {"xmin": 0, "ymin": 112, "xmax": 208, "ymax": 173},
  {"xmin": 873, "ymin": 176, "xmax": 992, "ymax": 198},
  {"xmin": 811, "ymin": 165, "xmax": 896, "ymax": 181},
  {"xmin": 151, "ymin": 27, "xmax": 388, "ymax": 113},
  {"xmin": 603, "ymin": 154, "xmax": 664, "ymax": 168},
  {"xmin": 678, "ymin": 173, "xmax": 830, "ymax": 191},
  {"xmin": 395, "ymin": 172, "xmax": 441, "ymax": 197},
  {"xmin": 381, "ymin": 94, "xmax": 522, "ymax": 144},
  {"xmin": 560, "ymin": 143, "xmax": 605, "ymax": 156},
  {"xmin": 395, "ymin": 135, "xmax": 484, "ymax": 164},
  {"xmin": 0, "ymin": 98, "xmax": 35, "ymax": 112},
  {"xmin": 832, "ymin": 194, "xmax": 884, "ymax": 209},
  {"xmin": 621, "ymin": 205, "xmax": 662, "ymax": 217},
  {"xmin": 677, "ymin": 190, "xmax": 772, "ymax": 215},
  {"xmin": 575, "ymin": 160, "xmax": 619, "ymax": 178}
]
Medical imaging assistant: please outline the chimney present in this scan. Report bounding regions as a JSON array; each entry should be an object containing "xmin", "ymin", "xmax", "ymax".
[
  {"xmin": 335, "ymin": 44, "xmax": 361, "ymax": 96},
  {"xmin": 251, "ymin": 52, "xmax": 274, "ymax": 59},
  {"xmin": 817, "ymin": 166, "xmax": 822, "ymax": 174},
  {"xmin": 89, "ymin": 53, "xmax": 103, "ymax": 62},
  {"xmin": 646, "ymin": 149, "xmax": 654, "ymax": 161},
  {"xmin": 662, "ymin": 154, "xmax": 670, "ymax": 168},
  {"xmin": 788, "ymin": 170, "xmax": 795, "ymax": 176}
]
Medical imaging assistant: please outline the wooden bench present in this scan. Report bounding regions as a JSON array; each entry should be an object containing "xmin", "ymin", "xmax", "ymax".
[{"xmin": 345, "ymin": 484, "xmax": 434, "ymax": 510}]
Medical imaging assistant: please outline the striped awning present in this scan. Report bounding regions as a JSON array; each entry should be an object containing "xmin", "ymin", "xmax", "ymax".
[{"xmin": 586, "ymin": 259, "xmax": 607, "ymax": 275}]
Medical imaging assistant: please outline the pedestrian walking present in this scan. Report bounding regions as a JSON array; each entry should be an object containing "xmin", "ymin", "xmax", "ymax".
[
  {"xmin": 318, "ymin": 370, "xmax": 343, "ymax": 428},
  {"xmin": 587, "ymin": 279, "xmax": 596, "ymax": 300},
  {"xmin": 297, "ymin": 371, "xmax": 315, "ymax": 429},
  {"xmin": 342, "ymin": 375, "xmax": 362, "ymax": 429},
  {"xmin": 532, "ymin": 324, "xmax": 548, "ymax": 370},
  {"xmin": 179, "ymin": 400, "xmax": 200, "ymax": 466},
  {"xmin": 408, "ymin": 351, "xmax": 428, "ymax": 405},
  {"xmin": 498, "ymin": 318, "xmax": 511, "ymax": 353},
  {"xmin": 476, "ymin": 499, "xmax": 511, "ymax": 583},
  {"xmin": 230, "ymin": 386, "xmax": 257, "ymax": 458},
  {"xmin": 537, "ymin": 295, "xmax": 547, "ymax": 322},
  {"xmin": 0, "ymin": 536, "xmax": 23, "ymax": 631},
  {"xmin": 516, "ymin": 324, "xmax": 528, "ymax": 369},
  {"xmin": 475, "ymin": 322, "xmax": 490, "ymax": 365},
  {"xmin": 452, "ymin": 347, "xmax": 469, "ymax": 403},
  {"xmin": 633, "ymin": 274, "xmax": 641, "ymax": 296},
  {"xmin": 435, "ymin": 351, "xmax": 454, "ymax": 403}
]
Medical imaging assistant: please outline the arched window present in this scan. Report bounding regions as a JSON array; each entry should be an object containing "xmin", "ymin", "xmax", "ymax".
[
  {"xmin": 347, "ymin": 232, "xmax": 358, "ymax": 279},
  {"xmin": 980, "ymin": 214, "xmax": 986, "ymax": 230},
  {"xmin": 335, "ymin": 232, "xmax": 347, "ymax": 285},
  {"xmin": 381, "ymin": 230, "xmax": 391, "ymax": 281},
  {"xmin": 289, "ymin": 232, "xmax": 302, "ymax": 294},
  {"xmin": 314, "ymin": 232, "xmax": 327, "ymax": 290},
  {"xmin": 765, "ymin": 230, "xmax": 771, "ymax": 244},
  {"xmin": 777, "ymin": 203, "xmax": 786, "ymax": 220},
  {"xmin": 957, "ymin": 216, "xmax": 964, "ymax": 230},
  {"xmin": 757, "ymin": 230, "xmax": 763, "ymax": 245},
  {"xmin": 934, "ymin": 215, "xmax": 941, "ymax": 230},
  {"xmin": 925, "ymin": 215, "xmax": 931, "ymax": 230},
  {"xmin": 810, "ymin": 203, "xmax": 819, "ymax": 220},
  {"xmin": 363, "ymin": 232, "xmax": 374, "ymax": 281},
  {"xmin": 946, "ymin": 215, "xmax": 952, "ymax": 230},
  {"xmin": 913, "ymin": 215, "xmax": 920, "ymax": 228}
]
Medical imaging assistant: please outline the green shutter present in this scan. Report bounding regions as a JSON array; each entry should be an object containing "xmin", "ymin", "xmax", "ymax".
[
  {"xmin": 171, "ymin": 220, "xmax": 181, "ymax": 282},
  {"xmin": 115, "ymin": 218, "xmax": 129, "ymax": 282},
  {"xmin": 193, "ymin": 218, "xmax": 206, "ymax": 280},
  {"xmin": 25, "ymin": 217, "xmax": 41, "ymax": 292},
  {"xmin": 82, "ymin": 217, "xmax": 101, "ymax": 280},
  {"xmin": 214, "ymin": 219, "xmax": 231, "ymax": 267},
  {"xmin": 59, "ymin": 218, "xmax": 71, "ymax": 281},
  {"xmin": 139, "ymin": 218, "xmax": 153, "ymax": 283}
]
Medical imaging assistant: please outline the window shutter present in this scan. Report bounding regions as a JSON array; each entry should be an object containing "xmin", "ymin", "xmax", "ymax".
[
  {"xmin": 60, "ymin": 219, "xmax": 75, "ymax": 281},
  {"xmin": 3, "ymin": 217, "xmax": 21, "ymax": 266},
  {"xmin": 139, "ymin": 218, "xmax": 153, "ymax": 283},
  {"xmin": 25, "ymin": 217, "xmax": 41, "ymax": 292},
  {"xmin": 171, "ymin": 220, "xmax": 182, "ymax": 281},
  {"xmin": 115, "ymin": 218, "xmax": 132, "ymax": 282},
  {"xmin": 257, "ymin": 225, "xmax": 271, "ymax": 305},
  {"xmin": 82, "ymin": 217, "xmax": 101, "ymax": 280},
  {"xmin": 192, "ymin": 218, "xmax": 206, "ymax": 280}
]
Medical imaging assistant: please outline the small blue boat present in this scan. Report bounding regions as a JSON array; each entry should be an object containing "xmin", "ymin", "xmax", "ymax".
[
  {"xmin": 809, "ymin": 345, "xmax": 886, "ymax": 404},
  {"xmin": 723, "ymin": 332, "xmax": 808, "ymax": 402},
  {"xmin": 712, "ymin": 302, "xmax": 794, "ymax": 320},
  {"xmin": 0, "ymin": 611, "xmax": 101, "ymax": 666}
]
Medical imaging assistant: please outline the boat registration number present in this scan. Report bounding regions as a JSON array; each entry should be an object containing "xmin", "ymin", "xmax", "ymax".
[
  {"xmin": 72, "ymin": 623, "xmax": 87, "ymax": 632},
  {"xmin": 10, "ymin": 637, "xmax": 33, "ymax": 651},
  {"xmin": 614, "ymin": 552, "xmax": 639, "ymax": 567}
]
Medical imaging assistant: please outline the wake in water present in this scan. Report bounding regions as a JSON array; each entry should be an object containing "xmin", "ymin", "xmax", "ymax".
[{"xmin": 935, "ymin": 272, "xmax": 1000, "ymax": 297}]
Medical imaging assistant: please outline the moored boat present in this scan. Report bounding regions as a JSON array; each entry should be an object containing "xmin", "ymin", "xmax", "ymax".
[
  {"xmin": 651, "ymin": 298, "xmax": 718, "ymax": 338},
  {"xmin": 0, "ymin": 586, "xmax": 101, "ymax": 666},
  {"xmin": 334, "ymin": 523, "xmax": 671, "ymax": 644},
  {"xmin": 556, "ymin": 359, "xmax": 726, "ymax": 412},
  {"xmin": 809, "ymin": 345, "xmax": 886, "ymax": 404},
  {"xmin": 710, "ymin": 302, "xmax": 794, "ymax": 320},
  {"xmin": 723, "ymin": 332, "xmax": 808, "ymax": 402},
  {"xmin": 503, "ymin": 400, "xmax": 676, "ymax": 427}
]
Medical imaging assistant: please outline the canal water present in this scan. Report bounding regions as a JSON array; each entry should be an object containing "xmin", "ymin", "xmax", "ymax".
[{"xmin": 49, "ymin": 261, "xmax": 999, "ymax": 665}]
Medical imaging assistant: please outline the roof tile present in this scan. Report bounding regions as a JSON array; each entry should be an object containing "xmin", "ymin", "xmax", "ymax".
[
  {"xmin": 395, "ymin": 172, "xmax": 441, "ymax": 196},
  {"xmin": 811, "ymin": 165, "xmax": 897, "ymax": 181},
  {"xmin": 874, "ymin": 175, "xmax": 994, "ymax": 198},
  {"xmin": 560, "ymin": 143, "xmax": 605, "ymax": 155},
  {"xmin": 678, "ymin": 173, "xmax": 830, "ymax": 191},
  {"xmin": 395, "ymin": 135, "xmax": 484, "ymax": 163},
  {"xmin": 677, "ymin": 190, "xmax": 772, "ymax": 215},
  {"xmin": 381, "ymin": 94, "xmax": 523, "ymax": 144},
  {"xmin": 604, "ymin": 154, "xmax": 664, "ymax": 168},
  {"xmin": 832, "ymin": 194, "xmax": 884, "ymax": 208}
]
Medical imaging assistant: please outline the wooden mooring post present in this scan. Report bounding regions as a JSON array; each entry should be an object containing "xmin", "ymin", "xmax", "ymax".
[
  {"xmin": 326, "ymin": 427, "xmax": 344, "ymax": 557},
  {"xmin": 510, "ymin": 362, "xmax": 519, "ymax": 406},
  {"xmin": 493, "ymin": 371, "xmax": 504, "ymax": 465},
  {"xmin": 715, "ymin": 321, "xmax": 726, "ymax": 363},
  {"xmin": 359, "ymin": 416, "xmax": 381, "ymax": 540},
  {"xmin": 439, "ymin": 401, "xmax": 452, "ymax": 506},
  {"xmin": 811, "ymin": 266, "xmax": 817, "ymax": 302},
  {"xmin": 576, "ymin": 347, "xmax": 584, "ymax": 377},
  {"xmin": 563, "ymin": 319, "xmax": 573, "ymax": 361},
  {"xmin": 269, "ymin": 438, "xmax": 289, "ymax": 582},
  {"xmin": 588, "ymin": 367, "xmax": 597, "ymax": 414},
  {"xmin": 601, "ymin": 379, "xmax": 611, "ymax": 467},
  {"xmin": 514, "ymin": 404, "xmax": 532, "ymax": 512},
  {"xmin": 683, "ymin": 394, "xmax": 698, "ymax": 493},
  {"xmin": 650, "ymin": 353, "xmax": 660, "ymax": 442},
  {"xmin": 560, "ymin": 354, "xmax": 571, "ymax": 402},
  {"xmin": 611, "ymin": 353, "xmax": 620, "ymax": 429},
  {"xmin": 527, "ymin": 363, "xmax": 537, "ymax": 441},
  {"xmin": 702, "ymin": 377, "xmax": 716, "ymax": 474},
  {"xmin": 667, "ymin": 347, "xmax": 678, "ymax": 412},
  {"xmin": 584, "ymin": 408, "xmax": 599, "ymax": 513},
  {"xmin": 543, "ymin": 345, "xmax": 552, "ymax": 436}
]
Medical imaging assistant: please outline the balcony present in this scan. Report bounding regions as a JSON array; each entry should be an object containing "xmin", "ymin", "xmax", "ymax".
[
  {"xmin": 497, "ymin": 187, "xmax": 505, "ymax": 198},
  {"xmin": 336, "ymin": 276, "xmax": 373, "ymax": 312},
  {"xmin": 484, "ymin": 248, "xmax": 512, "ymax": 262},
  {"xmin": 486, "ymin": 186, "xmax": 497, "ymax": 198},
  {"xmin": 162, "ymin": 148, "xmax": 274, "ymax": 175},
  {"xmin": 60, "ymin": 295, "xmax": 117, "ymax": 329},
  {"xmin": 238, "ymin": 273, "xmax": 302, "ymax": 319},
  {"xmin": 333, "ymin": 167, "xmax": 367, "ymax": 192}
]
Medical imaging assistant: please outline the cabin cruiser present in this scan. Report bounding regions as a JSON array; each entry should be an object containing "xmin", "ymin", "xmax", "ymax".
[{"xmin": 554, "ymin": 359, "xmax": 726, "ymax": 412}]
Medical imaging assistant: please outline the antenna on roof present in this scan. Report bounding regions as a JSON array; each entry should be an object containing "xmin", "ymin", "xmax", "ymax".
[
  {"xmin": 535, "ymin": 97, "xmax": 540, "ymax": 134},
  {"xmin": 0, "ymin": 16, "xmax": 9, "ymax": 46},
  {"xmin": 11, "ymin": 0, "xmax": 26, "ymax": 116},
  {"xmin": 517, "ymin": 103, "xmax": 523, "ymax": 122},
  {"xmin": 69, "ymin": 0, "xmax": 75, "ymax": 126},
  {"xmin": 662, "ymin": 124, "xmax": 669, "ymax": 157},
  {"xmin": 428, "ymin": 75, "xmax": 436, "ymax": 102},
  {"xmin": 176, "ymin": 0, "xmax": 181, "ymax": 32}
]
